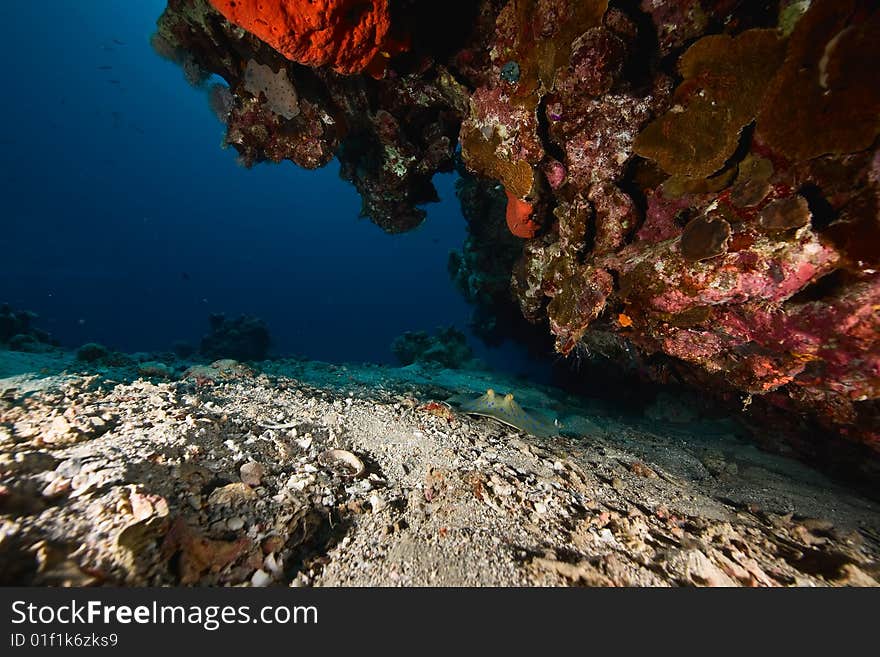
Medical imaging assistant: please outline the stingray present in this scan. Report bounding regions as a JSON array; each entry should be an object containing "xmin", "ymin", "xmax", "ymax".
[{"xmin": 457, "ymin": 389, "xmax": 560, "ymax": 438}]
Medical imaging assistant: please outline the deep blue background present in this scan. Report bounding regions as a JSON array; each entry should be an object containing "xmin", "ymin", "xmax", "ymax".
[{"xmin": 0, "ymin": 0, "xmax": 543, "ymax": 371}]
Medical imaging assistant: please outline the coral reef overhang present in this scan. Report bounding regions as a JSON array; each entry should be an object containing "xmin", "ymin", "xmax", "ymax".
[{"xmin": 153, "ymin": 0, "xmax": 880, "ymax": 478}]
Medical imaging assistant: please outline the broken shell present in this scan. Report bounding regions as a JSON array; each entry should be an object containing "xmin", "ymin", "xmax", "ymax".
[
  {"xmin": 250, "ymin": 569, "xmax": 272, "ymax": 587},
  {"xmin": 318, "ymin": 449, "xmax": 366, "ymax": 479},
  {"xmin": 240, "ymin": 461, "xmax": 265, "ymax": 487},
  {"xmin": 369, "ymin": 492, "xmax": 387, "ymax": 513}
]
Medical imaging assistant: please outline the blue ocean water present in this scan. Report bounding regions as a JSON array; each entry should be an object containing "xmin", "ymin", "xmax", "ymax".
[{"xmin": 0, "ymin": 0, "xmax": 540, "ymax": 373}]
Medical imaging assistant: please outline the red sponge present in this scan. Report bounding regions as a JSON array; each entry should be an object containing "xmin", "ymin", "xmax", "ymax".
[
  {"xmin": 207, "ymin": 0, "xmax": 404, "ymax": 76},
  {"xmin": 505, "ymin": 191, "xmax": 539, "ymax": 238}
]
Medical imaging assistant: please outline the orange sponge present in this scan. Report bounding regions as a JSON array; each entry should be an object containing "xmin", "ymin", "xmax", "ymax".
[
  {"xmin": 505, "ymin": 191, "xmax": 539, "ymax": 238},
  {"xmin": 207, "ymin": 0, "xmax": 402, "ymax": 76}
]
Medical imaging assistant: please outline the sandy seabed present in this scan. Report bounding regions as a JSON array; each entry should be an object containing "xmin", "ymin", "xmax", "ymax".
[{"xmin": 1, "ymin": 349, "xmax": 878, "ymax": 586}]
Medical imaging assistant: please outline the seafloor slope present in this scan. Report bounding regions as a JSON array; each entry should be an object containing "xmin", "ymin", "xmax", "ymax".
[
  {"xmin": 1, "ymin": 349, "xmax": 878, "ymax": 586},
  {"xmin": 150, "ymin": 0, "xmax": 880, "ymax": 473}
]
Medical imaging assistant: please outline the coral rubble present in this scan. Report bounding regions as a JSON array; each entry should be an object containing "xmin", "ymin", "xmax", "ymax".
[{"xmin": 154, "ymin": 0, "xmax": 880, "ymax": 475}]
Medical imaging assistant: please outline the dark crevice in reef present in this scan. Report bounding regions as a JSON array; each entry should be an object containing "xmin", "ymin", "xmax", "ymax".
[
  {"xmin": 617, "ymin": 157, "xmax": 649, "ymax": 227},
  {"xmin": 723, "ymin": 123, "xmax": 757, "ymax": 175},
  {"xmin": 609, "ymin": 0, "xmax": 660, "ymax": 93},
  {"xmin": 714, "ymin": 1, "xmax": 783, "ymax": 34},
  {"xmin": 536, "ymin": 95, "xmax": 566, "ymax": 166},
  {"xmin": 799, "ymin": 183, "xmax": 839, "ymax": 233},
  {"xmin": 391, "ymin": 0, "xmax": 482, "ymax": 65},
  {"xmin": 153, "ymin": 0, "xmax": 880, "ymax": 484},
  {"xmin": 787, "ymin": 269, "xmax": 851, "ymax": 305}
]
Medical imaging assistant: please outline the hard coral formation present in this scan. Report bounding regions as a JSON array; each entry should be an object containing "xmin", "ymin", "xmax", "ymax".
[
  {"xmin": 0, "ymin": 304, "xmax": 56, "ymax": 353},
  {"xmin": 159, "ymin": 0, "xmax": 880, "ymax": 475},
  {"xmin": 391, "ymin": 327, "xmax": 475, "ymax": 369},
  {"xmin": 459, "ymin": 87, "xmax": 541, "ymax": 201},
  {"xmin": 458, "ymin": 0, "xmax": 622, "ymax": 238},
  {"xmin": 200, "ymin": 314, "xmax": 271, "ymax": 362}
]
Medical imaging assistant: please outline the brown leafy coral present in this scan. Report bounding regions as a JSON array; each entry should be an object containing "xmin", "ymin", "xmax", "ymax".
[
  {"xmin": 756, "ymin": 0, "xmax": 880, "ymax": 162},
  {"xmin": 758, "ymin": 196, "xmax": 811, "ymax": 234},
  {"xmin": 680, "ymin": 213, "xmax": 732, "ymax": 262},
  {"xmin": 633, "ymin": 29, "xmax": 786, "ymax": 178}
]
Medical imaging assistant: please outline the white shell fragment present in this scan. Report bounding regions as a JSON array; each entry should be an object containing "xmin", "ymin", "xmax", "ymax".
[{"xmin": 318, "ymin": 449, "xmax": 366, "ymax": 479}]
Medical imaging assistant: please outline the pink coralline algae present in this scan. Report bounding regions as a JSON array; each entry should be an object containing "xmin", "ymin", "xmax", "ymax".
[
  {"xmin": 541, "ymin": 159, "xmax": 566, "ymax": 190},
  {"xmin": 613, "ymin": 230, "xmax": 839, "ymax": 315}
]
